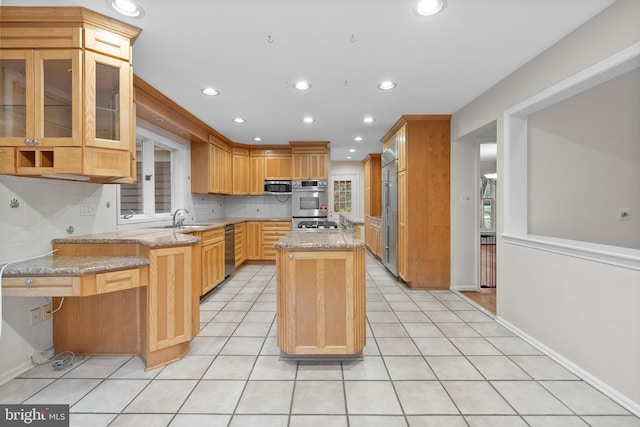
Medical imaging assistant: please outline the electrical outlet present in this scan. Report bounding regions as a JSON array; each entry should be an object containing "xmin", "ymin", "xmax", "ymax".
[
  {"xmin": 42, "ymin": 303, "xmax": 52, "ymax": 321},
  {"xmin": 80, "ymin": 203, "xmax": 96, "ymax": 216},
  {"xmin": 30, "ymin": 307, "xmax": 43, "ymax": 326},
  {"xmin": 618, "ymin": 208, "xmax": 631, "ymax": 221}
]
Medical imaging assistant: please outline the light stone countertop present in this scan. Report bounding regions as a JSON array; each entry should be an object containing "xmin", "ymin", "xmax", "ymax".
[
  {"xmin": 51, "ymin": 227, "xmax": 201, "ymax": 248},
  {"xmin": 274, "ymin": 230, "xmax": 365, "ymax": 250},
  {"xmin": 3, "ymin": 256, "xmax": 149, "ymax": 277}
]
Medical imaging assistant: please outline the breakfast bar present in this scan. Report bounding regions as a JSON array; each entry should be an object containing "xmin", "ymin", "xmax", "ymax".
[{"xmin": 275, "ymin": 230, "xmax": 366, "ymax": 357}]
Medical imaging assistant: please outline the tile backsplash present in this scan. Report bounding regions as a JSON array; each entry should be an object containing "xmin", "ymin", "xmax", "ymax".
[{"xmin": 0, "ymin": 176, "xmax": 293, "ymax": 264}]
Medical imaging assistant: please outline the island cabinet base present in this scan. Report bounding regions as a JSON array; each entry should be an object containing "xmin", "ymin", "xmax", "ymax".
[{"xmin": 276, "ymin": 247, "xmax": 366, "ymax": 356}]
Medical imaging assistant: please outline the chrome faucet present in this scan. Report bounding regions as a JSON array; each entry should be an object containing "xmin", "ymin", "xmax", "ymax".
[{"xmin": 172, "ymin": 208, "xmax": 189, "ymax": 228}]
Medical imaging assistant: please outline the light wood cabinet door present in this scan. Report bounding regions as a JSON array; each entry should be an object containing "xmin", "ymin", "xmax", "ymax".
[
  {"xmin": 396, "ymin": 123, "xmax": 407, "ymax": 172},
  {"xmin": 264, "ymin": 156, "xmax": 292, "ymax": 180},
  {"xmin": 246, "ymin": 221, "xmax": 262, "ymax": 260},
  {"xmin": 1, "ymin": 49, "xmax": 82, "ymax": 148},
  {"xmin": 201, "ymin": 241, "xmax": 224, "ymax": 295},
  {"xmin": 148, "ymin": 246, "xmax": 192, "ymax": 352},
  {"xmin": 277, "ymin": 248, "xmax": 366, "ymax": 355},
  {"xmin": 234, "ymin": 222, "xmax": 246, "ymax": 266},
  {"xmin": 308, "ymin": 152, "xmax": 328, "ymax": 179},
  {"xmin": 233, "ymin": 151, "xmax": 250, "ymax": 195},
  {"xmin": 249, "ymin": 154, "xmax": 264, "ymax": 194},
  {"xmin": 209, "ymin": 144, "xmax": 231, "ymax": 194},
  {"xmin": 397, "ymin": 169, "xmax": 408, "ymax": 281},
  {"xmin": 84, "ymin": 51, "xmax": 132, "ymax": 152}
]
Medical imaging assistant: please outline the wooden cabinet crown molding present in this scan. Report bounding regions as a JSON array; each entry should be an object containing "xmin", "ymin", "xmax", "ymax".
[{"xmin": 380, "ymin": 115, "xmax": 451, "ymax": 145}]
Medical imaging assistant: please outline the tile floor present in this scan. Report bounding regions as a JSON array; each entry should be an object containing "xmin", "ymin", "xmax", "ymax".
[{"xmin": 1, "ymin": 253, "xmax": 639, "ymax": 427}]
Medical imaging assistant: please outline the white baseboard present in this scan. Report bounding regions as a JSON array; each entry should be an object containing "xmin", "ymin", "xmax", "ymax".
[
  {"xmin": 0, "ymin": 360, "xmax": 33, "ymax": 387},
  {"xmin": 450, "ymin": 285, "xmax": 478, "ymax": 292},
  {"xmin": 496, "ymin": 316, "xmax": 640, "ymax": 418}
]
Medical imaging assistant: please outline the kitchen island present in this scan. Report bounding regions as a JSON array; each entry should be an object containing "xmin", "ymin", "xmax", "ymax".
[{"xmin": 275, "ymin": 230, "xmax": 366, "ymax": 357}]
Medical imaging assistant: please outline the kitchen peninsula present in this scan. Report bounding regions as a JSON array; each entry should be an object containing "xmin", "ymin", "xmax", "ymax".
[
  {"xmin": 275, "ymin": 230, "xmax": 366, "ymax": 357},
  {"xmin": 3, "ymin": 228, "xmax": 199, "ymax": 370}
]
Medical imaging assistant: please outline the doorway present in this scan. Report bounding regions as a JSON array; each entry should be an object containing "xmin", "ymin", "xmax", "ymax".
[
  {"xmin": 329, "ymin": 174, "xmax": 359, "ymax": 222},
  {"xmin": 462, "ymin": 142, "xmax": 497, "ymax": 314}
]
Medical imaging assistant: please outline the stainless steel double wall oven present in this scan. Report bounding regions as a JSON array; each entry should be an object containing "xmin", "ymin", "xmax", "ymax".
[{"xmin": 291, "ymin": 179, "xmax": 328, "ymax": 229}]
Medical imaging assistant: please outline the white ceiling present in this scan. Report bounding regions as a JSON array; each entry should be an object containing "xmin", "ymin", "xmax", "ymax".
[{"xmin": 4, "ymin": 0, "xmax": 615, "ymax": 160}]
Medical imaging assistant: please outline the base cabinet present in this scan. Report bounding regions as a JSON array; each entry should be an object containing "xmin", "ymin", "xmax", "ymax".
[
  {"xmin": 147, "ymin": 246, "xmax": 192, "ymax": 352},
  {"xmin": 365, "ymin": 216, "xmax": 382, "ymax": 259},
  {"xmin": 277, "ymin": 247, "xmax": 366, "ymax": 355}
]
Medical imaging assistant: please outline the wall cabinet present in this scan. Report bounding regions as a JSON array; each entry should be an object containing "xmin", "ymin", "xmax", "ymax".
[
  {"xmin": 381, "ymin": 115, "xmax": 451, "ymax": 289},
  {"xmin": 232, "ymin": 147, "xmax": 250, "ymax": 195},
  {"xmin": 290, "ymin": 141, "xmax": 329, "ymax": 179},
  {"xmin": 362, "ymin": 154, "xmax": 382, "ymax": 217},
  {"xmin": 249, "ymin": 149, "xmax": 265, "ymax": 195},
  {"xmin": 0, "ymin": 8, "xmax": 140, "ymax": 181},
  {"xmin": 191, "ymin": 136, "xmax": 232, "ymax": 194},
  {"xmin": 264, "ymin": 149, "xmax": 292, "ymax": 180}
]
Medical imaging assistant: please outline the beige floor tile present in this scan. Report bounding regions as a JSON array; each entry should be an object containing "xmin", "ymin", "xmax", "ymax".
[
  {"xmin": 383, "ymin": 356, "xmax": 436, "ymax": 380},
  {"xmin": 220, "ymin": 337, "xmax": 265, "ymax": 355},
  {"xmin": 290, "ymin": 415, "xmax": 348, "ymax": 427},
  {"xmin": 169, "ymin": 414, "xmax": 231, "ymax": 427},
  {"xmin": 188, "ymin": 336, "xmax": 228, "ymax": 355},
  {"xmin": 540, "ymin": 381, "xmax": 629, "ymax": 415},
  {"xmin": 370, "ymin": 322, "xmax": 409, "ymax": 338},
  {"xmin": 235, "ymin": 381, "xmax": 294, "ymax": 414},
  {"xmin": 71, "ymin": 379, "xmax": 149, "ymax": 413},
  {"xmin": 297, "ymin": 361, "xmax": 343, "ymax": 380},
  {"xmin": 464, "ymin": 415, "xmax": 528, "ymax": 426},
  {"xmin": 376, "ymin": 337, "xmax": 420, "ymax": 355},
  {"xmin": 62, "ymin": 356, "xmax": 130, "ymax": 379},
  {"xmin": 291, "ymin": 381, "xmax": 345, "ymax": 414},
  {"xmin": 492, "ymin": 381, "xmax": 573, "ymax": 414},
  {"xmin": 203, "ymin": 355, "xmax": 256, "ymax": 380},
  {"xmin": 249, "ymin": 355, "xmax": 297, "ymax": 380},
  {"xmin": 343, "ymin": 356, "xmax": 389, "ymax": 380},
  {"xmin": 442, "ymin": 381, "xmax": 515, "ymax": 415},
  {"xmin": 509, "ymin": 356, "xmax": 578, "ymax": 380},
  {"xmin": 449, "ymin": 338, "xmax": 502, "ymax": 356},
  {"xmin": 407, "ymin": 415, "xmax": 467, "ymax": 427},
  {"xmin": 413, "ymin": 338, "xmax": 461, "ymax": 356},
  {"xmin": 123, "ymin": 379, "xmax": 197, "ymax": 413},
  {"xmin": 394, "ymin": 381, "xmax": 459, "ymax": 414},
  {"xmin": 179, "ymin": 380, "xmax": 245, "ymax": 414},
  {"xmin": 156, "ymin": 355, "xmax": 214, "ymax": 379},
  {"xmin": 426, "ymin": 356, "xmax": 483, "ymax": 380},
  {"xmin": 24, "ymin": 378, "xmax": 102, "ymax": 405},
  {"xmin": 467, "ymin": 356, "xmax": 531, "ymax": 379},
  {"xmin": 523, "ymin": 416, "xmax": 589, "ymax": 427},
  {"xmin": 351, "ymin": 415, "xmax": 408, "ymax": 427},
  {"xmin": 69, "ymin": 413, "xmax": 116, "ymax": 427},
  {"xmin": 0, "ymin": 378, "xmax": 54, "ymax": 403},
  {"xmin": 403, "ymin": 323, "xmax": 445, "ymax": 338},
  {"xmin": 109, "ymin": 413, "xmax": 174, "ymax": 426},
  {"xmin": 344, "ymin": 381, "xmax": 402, "ymax": 415},
  {"xmin": 110, "ymin": 357, "xmax": 160, "ymax": 380},
  {"xmin": 229, "ymin": 414, "xmax": 289, "ymax": 427}
]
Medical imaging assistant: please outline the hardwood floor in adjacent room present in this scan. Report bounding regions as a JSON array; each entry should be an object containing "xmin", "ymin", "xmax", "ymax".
[{"xmin": 460, "ymin": 288, "xmax": 496, "ymax": 314}]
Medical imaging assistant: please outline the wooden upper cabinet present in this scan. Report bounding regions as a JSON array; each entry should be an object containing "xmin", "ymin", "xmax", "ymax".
[
  {"xmin": 362, "ymin": 153, "xmax": 382, "ymax": 217},
  {"xmin": 232, "ymin": 147, "xmax": 249, "ymax": 195},
  {"xmin": 290, "ymin": 141, "xmax": 329, "ymax": 180},
  {"xmin": 0, "ymin": 7, "xmax": 141, "ymax": 181},
  {"xmin": 249, "ymin": 149, "xmax": 265, "ymax": 195},
  {"xmin": 191, "ymin": 135, "xmax": 232, "ymax": 194},
  {"xmin": 264, "ymin": 148, "xmax": 292, "ymax": 180}
]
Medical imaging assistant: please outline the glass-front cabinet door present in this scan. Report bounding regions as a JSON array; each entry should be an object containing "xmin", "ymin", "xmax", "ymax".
[
  {"xmin": 0, "ymin": 49, "xmax": 81, "ymax": 147},
  {"xmin": 84, "ymin": 51, "xmax": 132, "ymax": 151}
]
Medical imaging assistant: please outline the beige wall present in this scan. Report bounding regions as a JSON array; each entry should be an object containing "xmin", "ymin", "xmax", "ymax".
[{"xmin": 450, "ymin": 0, "xmax": 640, "ymax": 413}]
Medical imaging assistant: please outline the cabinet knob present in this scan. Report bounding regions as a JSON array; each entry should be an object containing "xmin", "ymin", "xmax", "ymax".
[
  {"xmin": 288, "ymin": 254, "xmax": 293, "ymax": 259},
  {"xmin": 32, "ymin": 139, "xmax": 40, "ymax": 145},
  {"xmin": 24, "ymin": 138, "xmax": 31, "ymax": 145},
  {"xmin": 24, "ymin": 279, "xmax": 33, "ymax": 286}
]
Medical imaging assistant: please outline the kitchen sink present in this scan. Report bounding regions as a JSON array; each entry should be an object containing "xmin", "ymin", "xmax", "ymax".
[{"xmin": 158, "ymin": 224, "xmax": 210, "ymax": 230}]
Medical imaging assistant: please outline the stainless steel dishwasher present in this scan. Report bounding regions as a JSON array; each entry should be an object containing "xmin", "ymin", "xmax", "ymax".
[{"xmin": 224, "ymin": 224, "xmax": 235, "ymax": 277}]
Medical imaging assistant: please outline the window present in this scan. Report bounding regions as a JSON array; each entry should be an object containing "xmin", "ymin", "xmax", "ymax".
[
  {"xmin": 118, "ymin": 127, "xmax": 187, "ymax": 223},
  {"xmin": 333, "ymin": 180, "xmax": 353, "ymax": 214}
]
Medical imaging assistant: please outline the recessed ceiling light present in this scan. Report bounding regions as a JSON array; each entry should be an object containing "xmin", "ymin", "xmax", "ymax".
[
  {"xmin": 346, "ymin": 156, "xmax": 352, "ymax": 159},
  {"xmin": 349, "ymin": 149, "xmax": 356, "ymax": 153},
  {"xmin": 416, "ymin": 0, "xmax": 446, "ymax": 16},
  {"xmin": 302, "ymin": 117, "xmax": 315, "ymax": 124},
  {"xmin": 154, "ymin": 117, "xmax": 163, "ymax": 122},
  {"xmin": 354, "ymin": 136, "xmax": 363, "ymax": 141},
  {"xmin": 107, "ymin": 0, "xmax": 144, "ymax": 18},
  {"xmin": 253, "ymin": 137, "xmax": 263, "ymax": 142},
  {"xmin": 201, "ymin": 87, "xmax": 219, "ymax": 96},
  {"xmin": 293, "ymin": 81, "xmax": 312, "ymax": 91},
  {"xmin": 363, "ymin": 116, "xmax": 375, "ymax": 123},
  {"xmin": 378, "ymin": 80, "xmax": 397, "ymax": 90},
  {"xmin": 233, "ymin": 117, "xmax": 246, "ymax": 123}
]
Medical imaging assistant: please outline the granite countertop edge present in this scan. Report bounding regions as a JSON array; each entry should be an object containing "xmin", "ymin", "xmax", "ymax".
[
  {"xmin": 3, "ymin": 256, "xmax": 150, "ymax": 277},
  {"xmin": 274, "ymin": 230, "xmax": 366, "ymax": 250}
]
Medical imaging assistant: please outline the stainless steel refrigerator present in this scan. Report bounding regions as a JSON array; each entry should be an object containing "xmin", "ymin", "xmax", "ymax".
[{"xmin": 381, "ymin": 143, "xmax": 398, "ymax": 276}]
